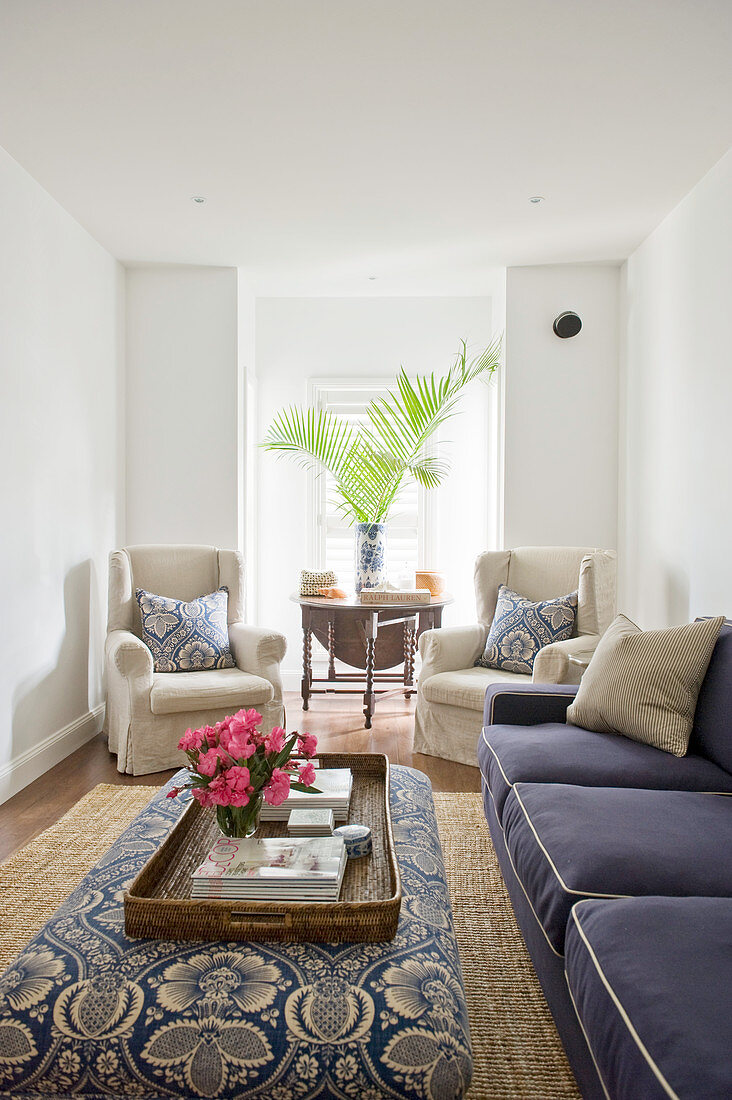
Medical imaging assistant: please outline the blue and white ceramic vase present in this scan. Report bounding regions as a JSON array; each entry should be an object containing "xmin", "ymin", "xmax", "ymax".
[{"xmin": 354, "ymin": 522, "xmax": 387, "ymax": 593}]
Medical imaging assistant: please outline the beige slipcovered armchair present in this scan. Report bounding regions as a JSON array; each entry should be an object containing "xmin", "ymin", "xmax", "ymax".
[
  {"xmin": 104, "ymin": 545, "xmax": 286, "ymax": 775},
  {"xmin": 414, "ymin": 546, "xmax": 616, "ymax": 766}
]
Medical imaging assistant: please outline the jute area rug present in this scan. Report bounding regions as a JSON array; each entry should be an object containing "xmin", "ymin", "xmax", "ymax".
[{"xmin": 0, "ymin": 785, "xmax": 579, "ymax": 1100}]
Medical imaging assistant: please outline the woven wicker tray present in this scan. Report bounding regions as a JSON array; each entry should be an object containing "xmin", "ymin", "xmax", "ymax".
[{"xmin": 123, "ymin": 753, "xmax": 401, "ymax": 943}]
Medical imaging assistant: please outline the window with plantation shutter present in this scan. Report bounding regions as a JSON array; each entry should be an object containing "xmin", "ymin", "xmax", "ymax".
[{"xmin": 308, "ymin": 381, "xmax": 433, "ymax": 594}]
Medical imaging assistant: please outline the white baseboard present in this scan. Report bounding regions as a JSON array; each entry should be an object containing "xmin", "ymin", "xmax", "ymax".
[{"xmin": 0, "ymin": 704, "xmax": 105, "ymax": 806}]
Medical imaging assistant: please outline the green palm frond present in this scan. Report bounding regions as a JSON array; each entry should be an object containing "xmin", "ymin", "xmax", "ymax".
[
  {"xmin": 407, "ymin": 454, "xmax": 450, "ymax": 489},
  {"xmin": 262, "ymin": 406, "xmax": 357, "ymax": 476},
  {"xmin": 260, "ymin": 337, "xmax": 501, "ymax": 523}
]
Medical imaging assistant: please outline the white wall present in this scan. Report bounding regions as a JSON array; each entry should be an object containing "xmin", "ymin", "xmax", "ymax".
[
  {"xmin": 619, "ymin": 149, "xmax": 732, "ymax": 626},
  {"xmin": 237, "ymin": 282, "xmax": 258, "ymax": 618},
  {"xmin": 255, "ymin": 297, "xmax": 497, "ymax": 679},
  {"xmin": 0, "ymin": 146, "xmax": 124, "ymax": 802},
  {"xmin": 125, "ymin": 266, "xmax": 240, "ymax": 548},
  {"xmin": 503, "ymin": 264, "xmax": 620, "ymax": 551}
]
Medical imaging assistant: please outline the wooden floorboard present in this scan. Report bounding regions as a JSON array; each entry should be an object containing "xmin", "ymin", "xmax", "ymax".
[{"xmin": 0, "ymin": 691, "xmax": 480, "ymax": 862}]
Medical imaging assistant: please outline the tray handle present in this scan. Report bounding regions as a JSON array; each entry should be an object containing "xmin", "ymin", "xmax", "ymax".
[{"xmin": 228, "ymin": 910, "xmax": 293, "ymax": 929}]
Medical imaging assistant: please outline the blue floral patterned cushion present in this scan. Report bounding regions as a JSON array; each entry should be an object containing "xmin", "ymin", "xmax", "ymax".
[
  {"xmin": 0, "ymin": 767, "xmax": 471, "ymax": 1100},
  {"xmin": 136, "ymin": 586, "xmax": 236, "ymax": 673},
  {"xmin": 476, "ymin": 584, "xmax": 578, "ymax": 675}
]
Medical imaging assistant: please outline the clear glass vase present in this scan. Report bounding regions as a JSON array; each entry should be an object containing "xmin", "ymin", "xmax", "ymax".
[{"xmin": 215, "ymin": 793, "xmax": 263, "ymax": 839}]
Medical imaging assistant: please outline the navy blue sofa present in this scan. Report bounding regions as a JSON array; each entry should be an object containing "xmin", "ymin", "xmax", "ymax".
[{"xmin": 478, "ymin": 622, "xmax": 732, "ymax": 1099}]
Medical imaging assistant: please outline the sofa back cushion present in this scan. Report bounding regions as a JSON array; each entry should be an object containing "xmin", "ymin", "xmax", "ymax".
[
  {"xmin": 689, "ymin": 621, "xmax": 732, "ymax": 774},
  {"xmin": 566, "ymin": 614, "xmax": 724, "ymax": 757}
]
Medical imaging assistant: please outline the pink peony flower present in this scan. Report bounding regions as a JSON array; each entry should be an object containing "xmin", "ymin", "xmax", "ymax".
[
  {"xmin": 298, "ymin": 761, "xmax": 316, "ymax": 788},
  {"xmin": 263, "ymin": 767, "xmax": 291, "ymax": 807},
  {"xmin": 222, "ymin": 765, "xmax": 252, "ymax": 807},
  {"xmin": 200, "ymin": 725, "xmax": 219, "ymax": 748},
  {"xmin": 207, "ymin": 774, "xmax": 232, "ymax": 806},
  {"xmin": 178, "ymin": 727, "xmax": 204, "ymax": 752},
  {"xmin": 233, "ymin": 708, "xmax": 262, "ymax": 731},
  {"xmin": 196, "ymin": 746, "xmax": 228, "ymax": 777},
  {"xmin": 265, "ymin": 726, "xmax": 286, "ymax": 754},
  {"xmin": 232, "ymin": 709, "xmax": 265, "ymax": 746},
  {"xmin": 220, "ymin": 720, "xmax": 256, "ymax": 758},
  {"xmin": 226, "ymin": 764, "xmax": 250, "ymax": 788},
  {"xmin": 228, "ymin": 733, "xmax": 257, "ymax": 761},
  {"xmin": 298, "ymin": 732, "xmax": 318, "ymax": 758},
  {"xmin": 191, "ymin": 786, "xmax": 216, "ymax": 807}
]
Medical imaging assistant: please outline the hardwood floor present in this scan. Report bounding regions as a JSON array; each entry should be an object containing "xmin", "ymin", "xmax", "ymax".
[{"xmin": 0, "ymin": 691, "xmax": 480, "ymax": 862}]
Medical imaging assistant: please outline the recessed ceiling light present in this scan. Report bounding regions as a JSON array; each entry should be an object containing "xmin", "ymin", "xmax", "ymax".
[
  {"xmin": 191, "ymin": 195, "xmax": 206, "ymax": 204},
  {"xmin": 368, "ymin": 275, "xmax": 378, "ymax": 281},
  {"xmin": 529, "ymin": 195, "xmax": 545, "ymax": 204}
]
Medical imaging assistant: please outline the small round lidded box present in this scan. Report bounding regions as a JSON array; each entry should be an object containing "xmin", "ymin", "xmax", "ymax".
[{"xmin": 333, "ymin": 823, "xmax": 372, "ymax": 858}]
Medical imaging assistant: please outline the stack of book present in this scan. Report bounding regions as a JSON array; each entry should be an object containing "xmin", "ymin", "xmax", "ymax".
[
  {"xmin": 359, "ymin": 588, "xmax": 431, "ymax": 604},
  {"xmin": 260, "ymin": 768, "xmax": 353, "ymax": 823},
  {"xmin": 288, "ymin": 807, "xmax": 335, "ymax": 836},
  {"xmin": 190, "ymin": 835, "xmax": 348, "ymax": 901}
]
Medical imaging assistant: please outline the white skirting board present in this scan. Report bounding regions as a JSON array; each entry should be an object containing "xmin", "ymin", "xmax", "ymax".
[{"xmin": 0, "ymin": 704, "xmax": 105, "ymax": 806}]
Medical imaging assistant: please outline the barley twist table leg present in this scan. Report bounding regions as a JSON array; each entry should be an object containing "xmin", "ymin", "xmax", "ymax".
[
  {"xmin": 363, "ymin": 637, "xmax": 376, "ymax": 728},
  {"xmin": 327, "ymin": 619, "xmax": 336, "ymax": 682},
  {"xmin": 403, "ymin": 618, "xmax": 417, "ymax": 696},
  {"xmin": 301, "ymin": 626, "xmax": 312, "ymax": 711},
  {"xmin": 403, "ymin": 621, "xmax": 413, "ymax": 688}
]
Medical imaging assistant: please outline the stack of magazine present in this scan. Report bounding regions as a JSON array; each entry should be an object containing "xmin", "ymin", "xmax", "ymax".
[
  {"xmin": 259, "ymin": 767, "xmax": 353, "ymax": 823},
  {"xmin": 191, "ymin": 835, "xmax": 348, "ymax": 901}
]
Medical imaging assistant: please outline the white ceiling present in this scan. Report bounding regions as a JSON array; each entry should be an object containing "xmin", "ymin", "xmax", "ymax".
[{"xmin": 1, "ymin": 0, "xmax": 731, "ymax": 294}]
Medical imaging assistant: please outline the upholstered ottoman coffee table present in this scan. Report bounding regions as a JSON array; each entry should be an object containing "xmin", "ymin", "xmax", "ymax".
[{"xmin": 0, "ymin": 767, "xmax": 471, "ymax": 1099}]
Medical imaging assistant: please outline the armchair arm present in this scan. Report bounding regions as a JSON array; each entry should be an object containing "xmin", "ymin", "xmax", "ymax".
[
  {"xmin": 483, "ymin": 682, "xmax": 578, "ymax": 728},
  {"xmin": 228, "ymin": 622, "xmax": 287, "ymax": 700},
  {"xmin": 105, "ymin": 629, "xmax": 154, "ymax": 686},
  {"xmin": 532, "ymin": 634, "xmax": 600, "ymax": 685},
  {"xmin": 418, "ymin": 623, "xmax": 487, "ymax": 681}
]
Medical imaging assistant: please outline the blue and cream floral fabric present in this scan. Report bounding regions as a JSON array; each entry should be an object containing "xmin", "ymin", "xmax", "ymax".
[
  {"xmin": 0, "ymin": 768, "xmax": 471, "ymax": 1100},
  {"xmin": 355, "ymin": 522, "xmax": 387, "ymax": 593},
  {"xmin": 476, "ymin": 584, "xmax": 578, "ymax": 674},
  {"xmin": 136, "ymin": 586, "xmax": 236, "ymax": 673}
]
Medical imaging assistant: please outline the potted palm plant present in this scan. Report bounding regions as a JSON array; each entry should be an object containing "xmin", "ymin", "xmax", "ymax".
[{"xmin": 261, "ymin": 338, "xmax": 501, "ymax": 592}]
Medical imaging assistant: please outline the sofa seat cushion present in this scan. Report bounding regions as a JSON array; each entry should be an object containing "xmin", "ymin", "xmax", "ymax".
[
  {"xmin": 422, "ymin": 666, "xmax": 528, "ymax": 711},
  {"xmin": 478, "ymin": 722, "xmax": 732, "ymax": 823},
  {"xmin": 565, "ymin": 897, "xmax": 732, "ymax": 1100},
  {"xmin": 501, "ymin": 784, "xmax": 732, "ymax": 955},
  {"xmin": 150, "ymin": 668, "xmax": 274, "ymax": 715}
]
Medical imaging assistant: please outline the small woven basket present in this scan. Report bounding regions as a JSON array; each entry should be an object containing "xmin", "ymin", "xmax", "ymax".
[{"xmin": 300, "ymin": 569, "xmax": 337, "ymax": 596}]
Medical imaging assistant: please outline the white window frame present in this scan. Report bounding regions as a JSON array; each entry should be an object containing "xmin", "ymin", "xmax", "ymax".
[{"xmin": 306, "ymin": 378, "xmax": 436, "ymax": 577}]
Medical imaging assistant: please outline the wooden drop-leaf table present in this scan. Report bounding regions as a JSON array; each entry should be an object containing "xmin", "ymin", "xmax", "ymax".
[{"xmin": 291, "ymin": 593, "xmax": 452, "ymax": 728}]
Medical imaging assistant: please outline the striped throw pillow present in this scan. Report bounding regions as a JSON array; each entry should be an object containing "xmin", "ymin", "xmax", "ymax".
[{"xmin": 566, "ymin": 614, "xmax": 725, "ymax": 756}]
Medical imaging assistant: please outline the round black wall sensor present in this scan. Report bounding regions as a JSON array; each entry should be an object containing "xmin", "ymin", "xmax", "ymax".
[{"xmin": 553, "ymin": 311, "xmax": 582, "ymax": 338}]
